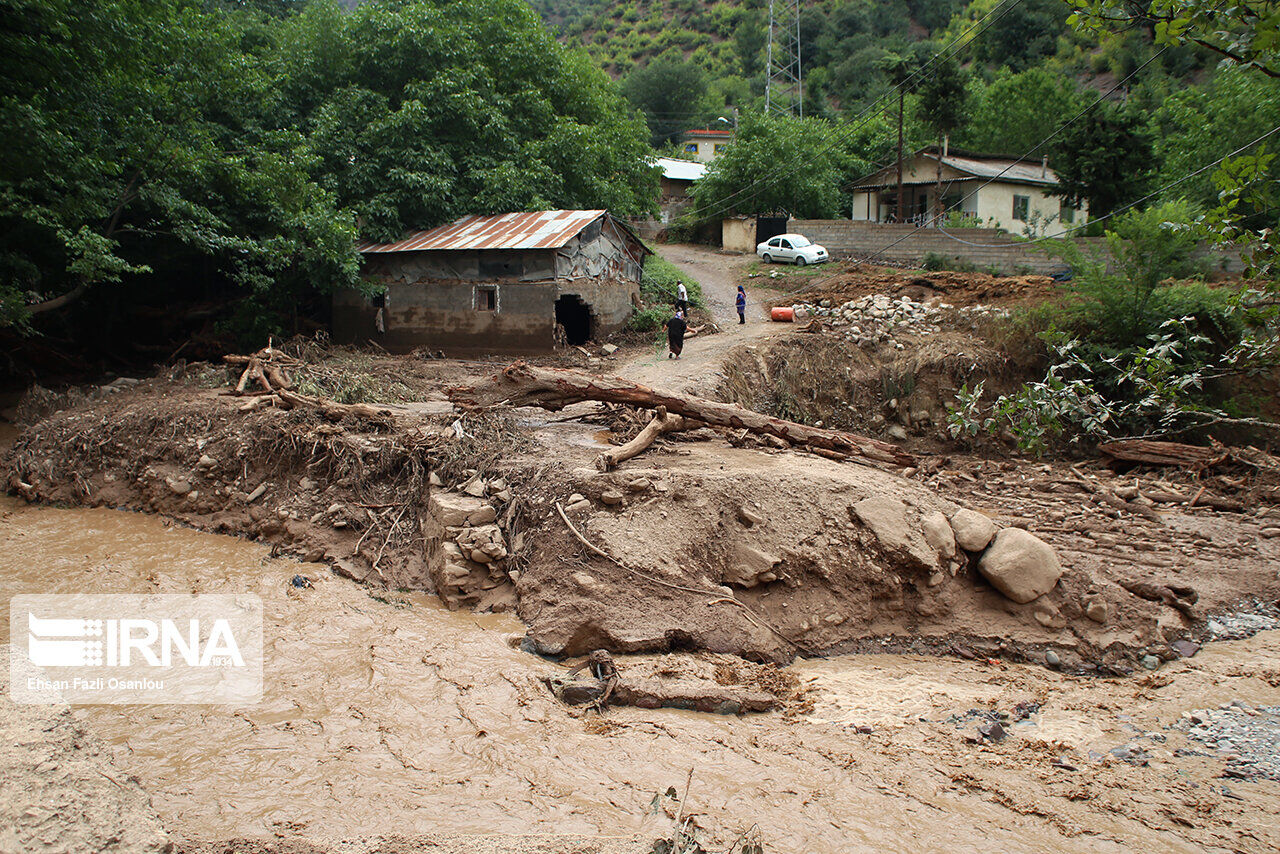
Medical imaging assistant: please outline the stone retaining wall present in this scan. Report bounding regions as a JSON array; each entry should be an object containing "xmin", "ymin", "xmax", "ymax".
[{"xmin": 787, "ymin": 219, "xmax": 1244, "ymax": 276}]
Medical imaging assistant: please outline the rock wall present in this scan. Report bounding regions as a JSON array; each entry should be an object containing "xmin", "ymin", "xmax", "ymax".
[{"xmin": 787, "ymin": 219, "xmax": 1245, "ymax": 276}]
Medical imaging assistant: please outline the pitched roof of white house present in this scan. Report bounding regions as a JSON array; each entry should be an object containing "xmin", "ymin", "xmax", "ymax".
[
  {"xmin": 655, "ymin": 157, "xmax": 708, "ymax": 182},
  {"xmin": 851, "ymin": 146, "xmax": 1061, "ymax": 189},
  {"xmin": 357, "ymin": 210, "xmax": 648, "ymax": 254}
]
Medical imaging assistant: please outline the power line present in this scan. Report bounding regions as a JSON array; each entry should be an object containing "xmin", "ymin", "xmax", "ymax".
[
  {"xmin": 677, "ymin": 0, "xmax": 1027, "ymax": 225},
  {"xmin": 770, "ymin": 123, "xmax": 1280, "ymax": 304},
  {"xmin": 858, "ymin": 46, "xmax": 1171, "ymax": 263}
]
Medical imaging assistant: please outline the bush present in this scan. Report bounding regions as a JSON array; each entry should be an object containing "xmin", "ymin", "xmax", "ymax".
[
  {"xmin": 920, "ymin": 252, "xmax": 978, "ymax": 273},
  {"xmin": 626, "ymin": 306, "xmax": 669, "ymax": 332},
  {"xmin": 640, "ymin": 251, "xmax": 704, "ymax": 307},
  {"xmin": 947, "ymin": 200, "xmax": 1279, "ymax": 452},
  {"xmin": 1045, "ymin": 200, "xmax": 1225, "ymax": 350}
]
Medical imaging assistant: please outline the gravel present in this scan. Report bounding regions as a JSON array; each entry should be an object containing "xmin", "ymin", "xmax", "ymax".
[{"xmin": 1178, "ymin": 701, "xmax": 1280, "ymax": 782}]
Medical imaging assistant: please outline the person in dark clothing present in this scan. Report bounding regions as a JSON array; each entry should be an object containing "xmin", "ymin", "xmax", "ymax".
[
  {"xmin": 666, "ymin": 309, "xmax": 687, "ymax": 359},
  {"xmin": 736, "ymin": 285, "xmax": 746, "ymax": 324}
]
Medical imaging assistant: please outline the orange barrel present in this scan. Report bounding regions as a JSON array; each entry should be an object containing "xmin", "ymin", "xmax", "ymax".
[{"xmin": 770, "ymin": 306, "xmax": 794, "ymax": 323}]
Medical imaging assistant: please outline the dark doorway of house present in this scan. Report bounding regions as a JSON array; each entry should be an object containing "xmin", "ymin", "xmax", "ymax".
[
  {"xmin": 756, "ymin": 215, "xmax": 788, "ymax": 243},
  {"xmin": 555, "ymin": 294, "xmax": 592, "ymax": 345}
]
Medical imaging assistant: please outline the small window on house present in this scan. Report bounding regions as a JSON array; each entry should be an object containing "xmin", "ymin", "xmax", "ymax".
[
  {"xmin": 713, "ymin": 143, "xmax": 727, "ymax": 154},
  {"xmin": 1012, "ymin": 195, "xmax": 1030, "ymax": 222},
  {"xmin": 684, "ymin": 143, "xmax": 698, "ymax": 153},
  {"xmin": 1059, "ymin": 201, "xmax": 1076, "ymax": 224},
  {"xmin": 476, "ymin": 286, "xmax": 496, "ymax": 311}
]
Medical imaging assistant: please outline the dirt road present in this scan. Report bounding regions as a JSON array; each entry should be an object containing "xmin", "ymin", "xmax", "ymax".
[{"xmin": 619, "ymin": 244, "xmax": 789, "ymax": 394}]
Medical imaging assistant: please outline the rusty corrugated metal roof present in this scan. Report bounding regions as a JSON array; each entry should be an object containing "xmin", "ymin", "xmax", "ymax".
[{"xmin": 356, "ymin": 210, "xmax": 609, "ymax": 253}]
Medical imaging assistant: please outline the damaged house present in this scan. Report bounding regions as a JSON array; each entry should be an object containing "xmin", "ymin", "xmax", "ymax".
[{"xmin": 334, "ymin": 210, "xmax": 650, "ymax": 353}]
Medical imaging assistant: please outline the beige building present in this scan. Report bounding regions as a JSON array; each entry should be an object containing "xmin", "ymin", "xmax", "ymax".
[
  {"xmin": 680, "ymin": 128, "xmax": 734, "ymax": 163},
  {"xmin": 849, "ymin": 146, "xmax": 1087, "ymax": 237}
]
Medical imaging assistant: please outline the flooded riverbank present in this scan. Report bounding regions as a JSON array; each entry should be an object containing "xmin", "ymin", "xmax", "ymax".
[{"xmin": 3, "ymin": 496, "xmax": 1279, "ymax": 851}]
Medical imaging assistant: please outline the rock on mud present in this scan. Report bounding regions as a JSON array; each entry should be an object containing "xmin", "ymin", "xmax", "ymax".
[
  {"xmin": 428, "ymin": 492, "xmax": 496, "ymax": 527},
  {"xmin": 978, "ymin": 528, "xmax": 1063, "ymax": 603},
  {"xmin": 851, "ymin": 495, "xmax": 938, "ymax": 569},
  {"xmin": 948, "ymin": 508, "xmax": 997, "ymax": 552}
]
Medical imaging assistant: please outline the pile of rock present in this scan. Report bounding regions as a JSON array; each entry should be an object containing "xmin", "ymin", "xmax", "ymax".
[
  {"xmin": 428, "ymin": 484, "xmax": 515, "ymax": 612},
  {"xmin": 790, "ymin": 293, "xmax": 1007, "ymax": 348},
  {"xmin": 1179, "ymin": 701, "xmax": 1280, "ymax": 782}
]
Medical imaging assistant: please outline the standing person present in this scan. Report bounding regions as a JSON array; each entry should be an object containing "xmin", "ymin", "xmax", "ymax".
[
  {"xmin": 666, "ymin": 308, "xmax": 688, "ymax": 359},
  {"xmin": 676, "ymin": 280, "xmax": 689, "ymax": 314},
  {"xmin": 736, "ymin": 285, "xmax": 746, "ymax": 325}
]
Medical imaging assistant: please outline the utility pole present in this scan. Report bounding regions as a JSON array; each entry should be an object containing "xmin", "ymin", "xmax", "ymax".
[
  {"xmin": 765, "ymin": 0, "xmax": 802, "ymax": 118},
  {"xmin": 896, "ymin": 88, "xmax": 905, "ymax": 223}
]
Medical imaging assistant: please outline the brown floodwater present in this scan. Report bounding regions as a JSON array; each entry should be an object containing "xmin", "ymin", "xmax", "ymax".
[{"xmin": 2, "ymin": 496, "xmax": 1276, "ymax": 851}]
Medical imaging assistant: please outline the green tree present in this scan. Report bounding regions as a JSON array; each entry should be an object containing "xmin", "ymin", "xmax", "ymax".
[
  {"xmin": 621, "ymin": 54, "xmax": 712, "ymax": 146},
  {"xmin": 916, "ymin": 55, "xmax": 969, "ymax": 218},
  {"xmin": 0, "ymin": 0, "xmax": 357, "ymax": 328},
  {"xmin": 961, "ymin": 67, "xmax": 1086, "ymax": 155},
  {"xmin": 1052, "ymin": 102, "xmax": 1154, "ymax": 219},
  {"xmin": 687, "ymin": 112, "xmax": 878, "ymax": 220}
]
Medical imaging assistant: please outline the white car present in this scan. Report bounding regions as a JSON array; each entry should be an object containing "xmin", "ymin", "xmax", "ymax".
[{"xmin": 756, "ymin": 233, "xmax": 829, "ymax": 266}]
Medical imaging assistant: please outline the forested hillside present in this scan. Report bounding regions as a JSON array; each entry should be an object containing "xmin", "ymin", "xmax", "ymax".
[
  {"xmin": 517, "ymin": 0, "xmax": 1277, "ymax": 235},
  {"xmin": 0, "ymin": 0, "xmax": 655, "ymax": 364}
]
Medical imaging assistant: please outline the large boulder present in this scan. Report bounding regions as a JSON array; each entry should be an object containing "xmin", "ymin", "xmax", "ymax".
[
  {"xmin": 949, "ymin": 508, "xmax": 997, "ymax": 552},
  {"xmin": 977, "ymin": 528, "xmax": 1063, "ymax": 603}
]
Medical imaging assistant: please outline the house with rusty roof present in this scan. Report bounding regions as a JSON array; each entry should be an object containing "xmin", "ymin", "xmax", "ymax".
[
  {"xmin": 335, "ymin": 210, "xmax": 650, "ymax": 353},
  {"xmin": 849, "ymin": 145, "xmax": 1087, "ymax": 236}
]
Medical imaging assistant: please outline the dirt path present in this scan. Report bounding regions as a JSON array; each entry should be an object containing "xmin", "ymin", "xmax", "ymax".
[{"xmin": 618, "ymin": 244, "xmax": 789, "ymax": 395}]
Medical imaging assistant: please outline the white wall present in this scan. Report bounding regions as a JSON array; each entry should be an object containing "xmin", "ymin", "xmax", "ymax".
[{"xmin": 974, "ymin": 184, "xmax": 1088, "ymax": 237}]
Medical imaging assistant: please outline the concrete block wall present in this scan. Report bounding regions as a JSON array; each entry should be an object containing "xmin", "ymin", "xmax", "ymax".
[{"xmin": 788, "ymin": 219, "xmax": 1244, "ymax": 276}]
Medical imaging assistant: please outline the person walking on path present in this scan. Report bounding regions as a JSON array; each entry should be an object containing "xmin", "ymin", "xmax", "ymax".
[
  {"xmin": 736, "ymin": 285, "xmax": 746, "ymax": 325},
  {"xmin": 676, "ymin": 281, "xmax": 689, "ymax": 313},
  {"xmin": 666, "ymin": 308, "xmax": 688, "ymax": 359}
]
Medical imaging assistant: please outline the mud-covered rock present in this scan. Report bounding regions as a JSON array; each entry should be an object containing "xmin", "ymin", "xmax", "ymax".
[
  {"xmin": 949, "ymin": 508, "xmax": 997, "ymax": 552},
  {"xmin": 428, "ymin": 492, "xmax": 494, "ymax": 527},
  {"xmin": 724, "ymin": 543, "xmax": 781, "ymax": 588},
  {"xmin": 921, "ymin": 511, "xmax": 957, "ymax": 559},
  {"xmin": 978, "ymin": 528, "xmax": 1063, "ymax": 603},
  {"xmin": 851, "ymin": 495, "xmax": 937, "ymax": 569}
]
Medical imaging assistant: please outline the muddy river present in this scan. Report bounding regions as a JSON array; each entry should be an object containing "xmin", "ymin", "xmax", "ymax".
[{"xmin": 3, "ymin": 496, "xmax": 1278, "ymax": 851}]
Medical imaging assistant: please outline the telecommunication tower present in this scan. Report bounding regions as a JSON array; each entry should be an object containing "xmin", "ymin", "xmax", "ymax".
[{"xmin": 765, "ymin": 0, "xmax": 802, "ymax": 117}]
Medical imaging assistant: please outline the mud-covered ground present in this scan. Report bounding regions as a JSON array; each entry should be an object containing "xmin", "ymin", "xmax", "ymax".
[{"xmin": 3, "ymin": 246, "xmax": 1280, "ymax": 851}]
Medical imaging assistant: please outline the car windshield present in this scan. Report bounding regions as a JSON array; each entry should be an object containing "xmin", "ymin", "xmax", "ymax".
[{"xmin": 790, "ymin": 236, "xmax": 811, "ymax": 248}]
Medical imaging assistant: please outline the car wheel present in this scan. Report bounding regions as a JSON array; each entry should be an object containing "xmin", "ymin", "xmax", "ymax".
[
  {"xmin": 762, "ymin": 253, "xmax": 772, "ymax": 264},
  {"xmin": 795, "ymin": 256, "xmax": 806, "ymax": 267}
]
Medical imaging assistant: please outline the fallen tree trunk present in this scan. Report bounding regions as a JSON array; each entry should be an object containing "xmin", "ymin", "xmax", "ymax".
[
  {"xmin": 1099, "ymin": 439, "xmax": 1227, "ymax": 470},
  {"xmin": 596, "ymin": 407, "xmax": 694, "ymax": 471},
  {"xmin": 448, "ymin": 362, "xmax": 914, "ymax": 467}
]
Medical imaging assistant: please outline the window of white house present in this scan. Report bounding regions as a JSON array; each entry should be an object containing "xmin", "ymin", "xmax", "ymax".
[
  {"xmin": 476, "ymin": 286, "xmax": 496, "ymax": 311},
  {"xmin": 713, "ymin": 143, "xmax": 727, "ymax": 154},
  {"xmin": 684, "ymin": 143, "xmax": 698, "ymax": 153},
  {"xmin": 1059, "ymin": 201, "xmax": 1077, "ymax": 223},
  {"xmin": 1012, "ymin": 195, "xmax": 1030, "ymax": 222}
]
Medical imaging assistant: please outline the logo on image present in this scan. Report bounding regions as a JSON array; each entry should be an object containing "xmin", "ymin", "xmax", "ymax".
[{"xmin": 10, "ymin": 594, "xmax": 262, "ymax": 705}]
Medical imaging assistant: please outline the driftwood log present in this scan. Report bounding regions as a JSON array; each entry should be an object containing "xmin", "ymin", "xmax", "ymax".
[
  {"xmin": 596, "ymin": 406, "xmax": 695, "ymax": 471},
  {"xmin": 223, "ymin": 349, "xmax": 394, "ymax": 421},
  {"xmin": 1099, "ymin": 439, "xmax": 1228, "ymax": 470},
  {"xmin": 448, "ymin": 362, "xmax": 914, "ymax": 467}
]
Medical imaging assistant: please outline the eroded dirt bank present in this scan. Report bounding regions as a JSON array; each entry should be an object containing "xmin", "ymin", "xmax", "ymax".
[
  {"xmin": 2, "ymin": 497, "xmax": 1279, "ymax": 853},
  {"xmin": 10, "ymin": 367, "xmax": 1280, "ymax": 675}
]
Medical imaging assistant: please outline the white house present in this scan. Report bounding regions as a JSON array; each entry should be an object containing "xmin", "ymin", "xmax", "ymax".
[
  {"xmin": 849, "ymin": 146, "xmax": 1087, "ymax": 237},
  {"xmin": 680, "ymin": 128, "xmax": 734, "ymax": 162}
]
